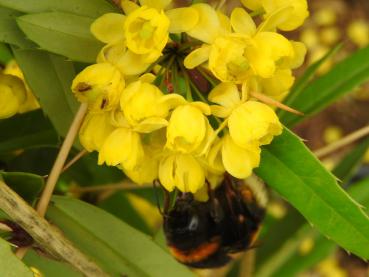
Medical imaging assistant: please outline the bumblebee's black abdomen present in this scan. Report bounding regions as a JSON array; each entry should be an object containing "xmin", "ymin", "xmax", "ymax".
[{"xmin": 163, "ymin": 178, "xmax": 266, "ymax": 269}]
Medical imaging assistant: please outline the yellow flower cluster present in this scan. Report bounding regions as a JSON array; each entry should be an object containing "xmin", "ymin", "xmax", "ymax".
[
  {"xmin": 72, "ymin": 0, "xmax": 308, "ymax": 196},
  {"xmin": 0, "ymin": 61, "xmax": 39, "ymax": 119}
]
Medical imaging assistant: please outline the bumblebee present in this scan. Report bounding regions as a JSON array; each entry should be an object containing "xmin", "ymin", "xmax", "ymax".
[{"xmin": 162, "ymin": 175, "xmax": 266, "ymax": 268}]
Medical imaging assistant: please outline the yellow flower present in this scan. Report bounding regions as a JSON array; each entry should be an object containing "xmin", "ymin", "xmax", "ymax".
[
  {"xmin": 185, "ymin": 8, "xmax": 294, "ymax": 82},
  {"xmin": 228, "ymin": 101, "xmax": 282, "ymax": 147},
  {"xmin": 120, "ymin": 80, "xmax": 179, "ymax": 130},
  {"xmin": 0, "ymin": 74, "xmax": 27, "ymax": 119},
  {"xmin": 209, "ymin": 83, "xmax": 282, "ymax": 147},
  {"xmin": 166, "ymin": 103, "xmax": 211, "ymax": 154},
  {"xmin": 71, "ymin": 63, "xmax": 125, "ymax": 111},
  {"xmin": 185, "ymin": 3, "xmax": 222, "ymax": 44},
  {"xmin": 121, "ymin": 129, "xmax": 165, "ymax": 184},
  {"xmin": 241, "ymin": 0, "xmax": 309, "ymax": 31},
  {"xmin": 222, "ymin": 134, "xmax": 260, "ymax": 179},
  {"xmin": 79, "ymin": 111, "xmax": 115, "ymax": 152},
  {"xmin": 96, "ymin": 42, "xmax": 152, "ymax": 76},
  {"xmin": 98, "ymin": 127, "xmax": 144, "ymax": 169},
  {"xmin": 122, "ymin": 149, "xmax": 159, "ymax": 184},
  {"xmin": 256, "ymin": 69, "xmax": 295, "ymax": 100},
  {"xmin": 159, "ymin": 153, "xmax": 205, "ymax": 193},
  {"xmin": 124, "ymin": 6, "xmax": 170, "ymax": 62},
  {"xmin": 3, "ymin": 60, "xmax": 39, "ymax": 113}
]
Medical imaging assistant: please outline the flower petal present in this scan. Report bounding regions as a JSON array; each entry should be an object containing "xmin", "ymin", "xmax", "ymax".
[
  {"xmin": 166, "ymin": 7, "xmax": 199, "ymax": 33},
  {"xmin": 122, "ymin": 152, "xmax": 158, "ymax": 184},
  {"xmin": 166, "ymin": 105, "xmax": 207, "ymax": 153},
  {"xmin": 184, "ymin": 45, "xmax": 210, "ymax": 69},
  {"xmin": 230, "ymin": 8, "xmax": 256, "ymax": 36},
  {"xmin": 0, "ymin": 84, "xmax": 19, "ymax": 119},
  {"xmin": 222, "ymin": 134, "xmax": 260, "ymax": 179},
  {"xmin": 174, "ymin": 154, "xmax": 205, "ymax": 193},
  {"xmin": 191, "ymin": 101, "xmax": 211, "ymax": 115},
  {"xmin": 208, "ymin": 82, "xmax": 241, "ymax": 108},
  {"xmin": 134, "ymin": 117, "xmax": 168, "ymax": 133},
  {"xmin": 159, "ymin": 93, "xmax": 186, "ymax": 110},
  {"xmin": 159, "ymin": 154, "xmax": 176, "ymax": 192},
  {"xmin": 90, "ymin": 13, "xmax": 125, "ymax": 44},
  {"xmin": 121, "ymin": 0, "xmax": 139, "ymax": 14},
  {"xmin": 240, "ymin": 0, "xmax": 263, "ymax": 11},
  {"xmin": 98, "ymin": 128, "xmax": 144, "ymax": 169},
  {"xmin": 210, "ymin": 105, "xmax": 231, "ymax": 118},
  {"xmin": 186, "ymin": 3, "xmax": 220, "ymax": 44},
  {"xmin": 79, "ymin": 112, "xmax": 115, "ymax": 152},
  {"xmin": 228, "ymin": 101, "xmax": 282, "ymax": 147},
  {"xmin": 139, "ymin": 0, "xmax": 172, "ymax": 10}
]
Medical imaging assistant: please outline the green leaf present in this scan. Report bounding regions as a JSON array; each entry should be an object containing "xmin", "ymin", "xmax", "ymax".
[
  {"xmin": 0, "ymin": 237, "xmax": 33, "ymax": 276},
  {"xmin": 13, "ymin": 49, "xmax": 79, "ymax": 137},
  {"xmin": 278, "ymin": 45, "xmax": 341, "ymax": 119},
  {"xmin": 0, "ymin": 0, "xmax": 118, "ymax": 18},
  {"xmin": 17, "ymin": 12, "xmax": 103, "ymax": 63},
  {"xmin": 0, "ymin": 110, "xmax": 59, "ymax": 153},
  {"xmin": 47, "ymin": 196, "xmax": 194, "ymax": 277},
  {"xmin": 24, "ymin": 250, "xmax": 82, "ymax": 277},
  {"xmin": 0, "ymin": 42, "xmax": 12, "ymax": 64},
  {"xmin": 255, "ymin": 177, "xmax": 369, "ymax": 277},
  {"xmin": 280, "ymin": 45, "xmax": 369, "ymax": 127},
  {"xmin": 255, "ymin": 129, "xmax": 369, "ymax": 259},
  {"xmin": 0, "ymin": 6, "xmax": 34, "ymax": 48},
  {"xmin": 332, "ymin": 137, "xmax": 369, "ymax": 184},
  {"xmin": 99, "ymin": 192, "xmax": 154, "ymax": 235},
  {"xmin": 0, "ymin": 171, "xmax": 44, "ymax": 202}
]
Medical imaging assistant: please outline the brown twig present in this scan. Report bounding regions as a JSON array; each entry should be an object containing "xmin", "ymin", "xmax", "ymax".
[
  {"xmin": 0, "ymin": 180, "xmax": 107, "ymax": 276},
  {"xmin": 37, "ymin": 104, "xmax": 88, "ymax": 217},
  {"xmin": 16, "ymin": 104, "xmax": 88, "ymax": 259},
  {"xmin": 70, "ymin": 182, "xmax": 151, "ymax": 194},
  {"xmin": 43, "ymin": 149, "xmax": 88, "ymax": 178},
  {"xmin": 314, "ymin": 124, "xmax": 369, "ymax": 158}
]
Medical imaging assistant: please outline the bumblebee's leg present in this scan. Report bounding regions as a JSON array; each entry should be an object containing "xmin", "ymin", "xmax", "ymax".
[{"xmin": 153, "ymin": 179, "xmax": 171, "ymax": 216}]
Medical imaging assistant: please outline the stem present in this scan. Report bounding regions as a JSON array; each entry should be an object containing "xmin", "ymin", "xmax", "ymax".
[
  {"xmin": 0, "ymin": 180, "xmax": 107, "ymax": 276},
  {"xmin": 70, "ymin": 182, "xmax": 151, "ymax": 194},
  {"xmin": 314, "ymin": 125, "xmax": 369, "ymax": 158},
  {"xmin": 43, "ymin": 150, "xmax": 88, "ymax": 179},
  {"xmin": 0, "ymin": 222, "xmax": 12, "ymax": 232},
  {"xmin": 36, "ymin": 103, "xmax": 88, "ymax": 217},
  {"xmin": 177, "ymin": 60, "xmax": 193, "ymax": 101},
  {"xmin": 197, "ymin": 67, "xmax": 218, "ymax": 87},
  {"xmin": 239, "ymin": 250, "xmax": 255, "ymax": 277},
  {"xmin": 62, "ymin": 149, "xmax": 88, "ymax": 173}
]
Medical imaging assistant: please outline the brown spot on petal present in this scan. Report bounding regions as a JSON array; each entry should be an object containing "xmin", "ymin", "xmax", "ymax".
[{"xmin": 76, "ymin": 82, "xmax": 91, "ymax": 92}]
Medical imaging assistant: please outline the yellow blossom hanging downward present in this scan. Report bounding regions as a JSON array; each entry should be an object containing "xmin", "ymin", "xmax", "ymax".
[
  {"xmin": 241, "ymin": 0, "xmax": 309, "ymax": 31},
  {"xmin": 71, "ymin": 63, "xmax": 125, "ymax": 111},
  {"xmin": 3, "ymin": 60, "xmax": 39, "ymax": 113},
  {"xmin": 222, "ymin": 134, "xmax": 260, "ymax": 179},
  {"xmin": 228, "ymin": 101, "xmax": 282, "ymax": 147},
  {"xmin": 0, "ymin": 74, "xmax": 27, "ymax": 119},
  {"xmin": 79, "ymin": 112, "xmax": 115, "ymax": 152},
  {"xmin": 166, "ymin": 103, "xmax": 211, "ymax": 154},
  {"xmin": 159, "ymin": 153, "xmax": 205, "ymax": 193},
  {"xmin": 98, "ymin": 127, "xmax": 144, "ymax": 169}
]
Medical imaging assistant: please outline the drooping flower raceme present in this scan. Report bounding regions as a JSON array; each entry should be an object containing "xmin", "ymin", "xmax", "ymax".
[{"xmin": 71, "ymin": 0, "xmax": 308, "ymax": 196}]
